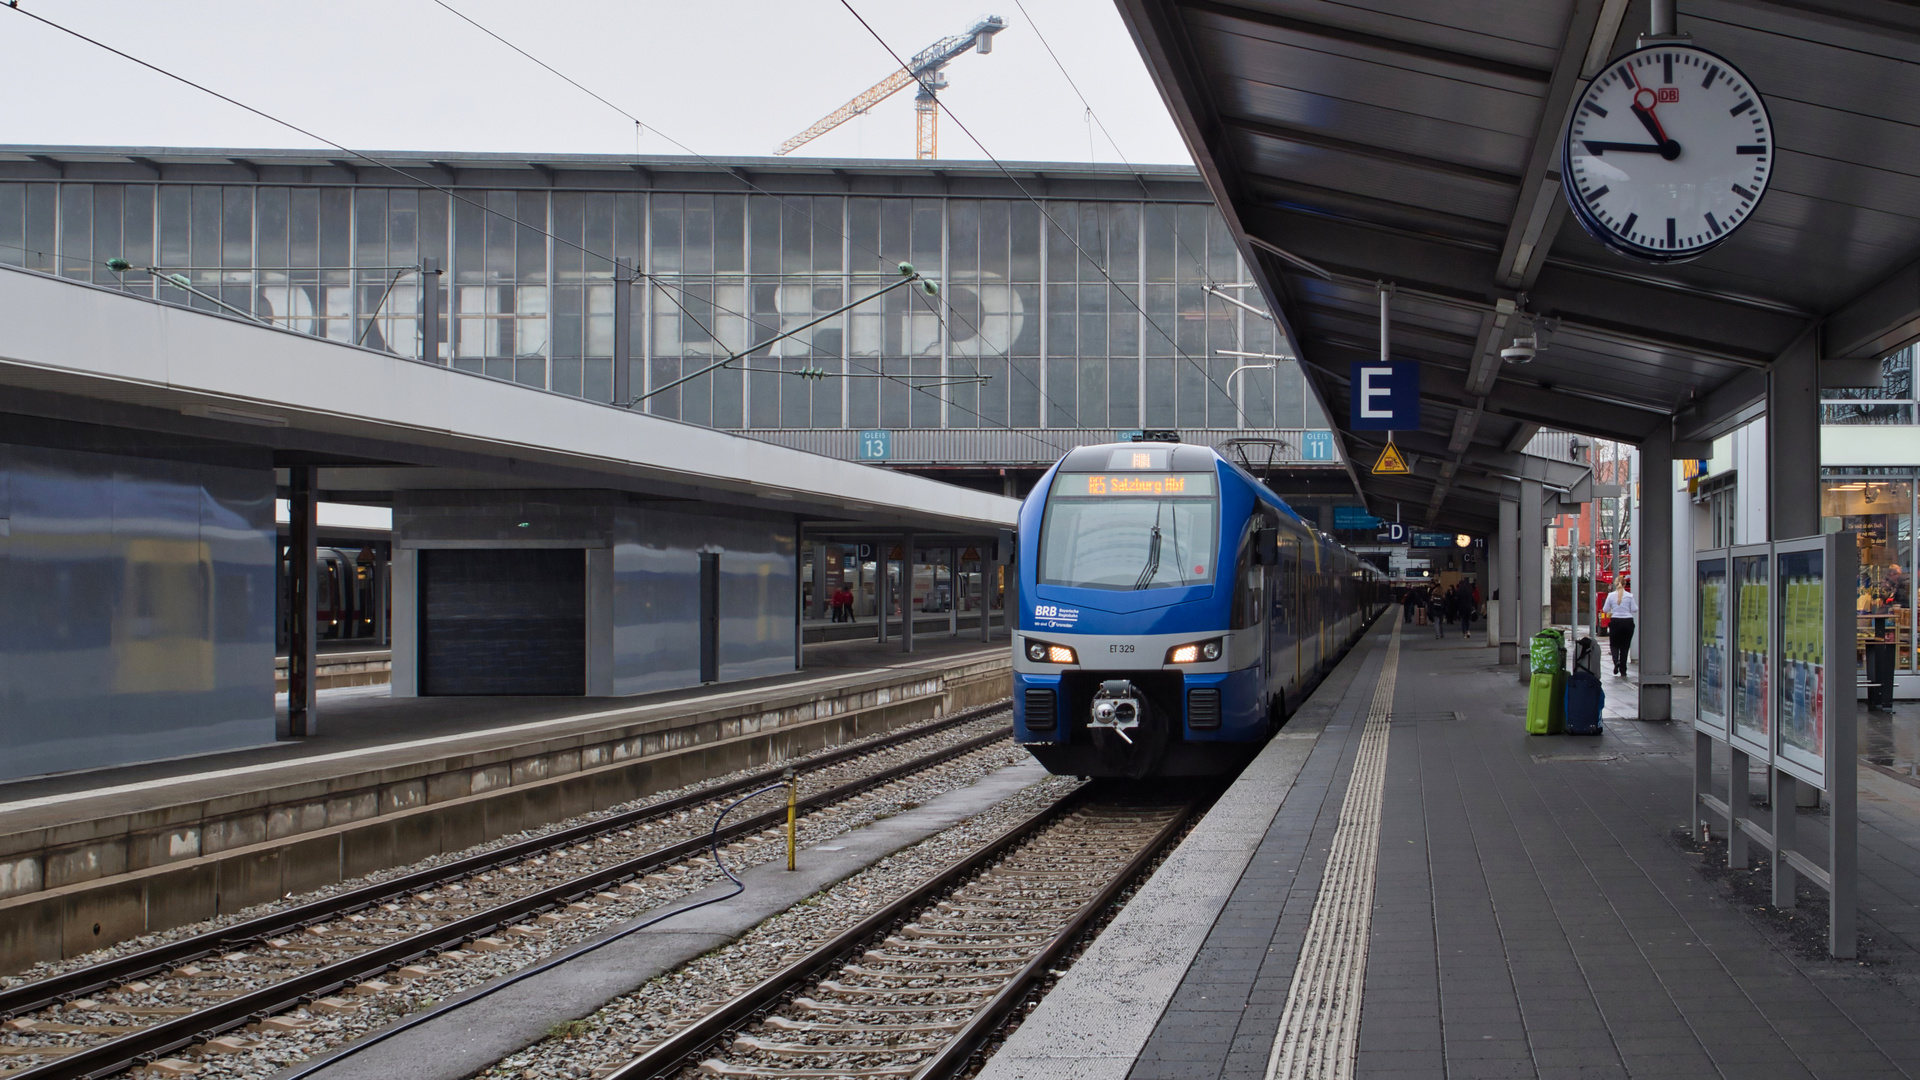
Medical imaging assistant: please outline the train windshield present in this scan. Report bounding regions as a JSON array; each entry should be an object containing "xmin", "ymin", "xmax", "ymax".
[{"xmin": 1039, "ymin": 473, "xmax": 1219, "ymax": 591}]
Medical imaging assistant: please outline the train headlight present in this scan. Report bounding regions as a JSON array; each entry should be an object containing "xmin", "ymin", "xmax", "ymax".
[
  {"xmin": 1166, "ymin": 638, "xmax": 1224, "ymax": 664},
  {"xmin": 1026, "ymin": 639, "xmax": 1077, "ymax": 664}
]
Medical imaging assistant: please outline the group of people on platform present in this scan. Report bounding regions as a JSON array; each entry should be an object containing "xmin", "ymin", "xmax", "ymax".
[{"xmin": 1399, "ymin": 582, "xmax": 1480, "ymax": 639}]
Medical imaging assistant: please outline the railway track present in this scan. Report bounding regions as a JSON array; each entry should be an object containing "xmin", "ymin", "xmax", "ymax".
[
  {"xmin": 0, "ymin": 705, "xmax": 1017, "ymax": 1080},
  {"xmin": 600, "ymin": 787, "xmax": 1198, "ymax": 1080}
]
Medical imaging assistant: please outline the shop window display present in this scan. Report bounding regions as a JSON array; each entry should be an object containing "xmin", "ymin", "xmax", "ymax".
[{"xmin": 1822, "ymin": 478, "xmax": 1912, "ymax": 670}]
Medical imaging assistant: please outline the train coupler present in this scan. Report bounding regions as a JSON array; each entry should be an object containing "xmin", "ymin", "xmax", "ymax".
[{"xmin": 1090, "ymin": 679, "xmax": 1145, "ymax": 744}]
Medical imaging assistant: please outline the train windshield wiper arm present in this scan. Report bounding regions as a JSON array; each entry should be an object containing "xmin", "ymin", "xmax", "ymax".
[{"xmin": 1134, "ymin": 524, "xmax": 1162, "ymax": 590}]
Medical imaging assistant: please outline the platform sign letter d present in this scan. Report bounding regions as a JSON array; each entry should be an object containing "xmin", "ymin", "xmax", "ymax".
[{"xmin": 1349, "ymin": 361, "xmax": 1419, "ymax": 431}]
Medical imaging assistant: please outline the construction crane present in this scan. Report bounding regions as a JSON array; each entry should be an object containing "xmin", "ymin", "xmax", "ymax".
[{"xmin": 777, "ymin": 15, "xmax": 1006, "ymax": 160}]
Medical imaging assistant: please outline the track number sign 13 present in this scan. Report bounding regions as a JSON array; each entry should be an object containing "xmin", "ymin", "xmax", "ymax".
[{"xmin": 1563, "ymin": 44, "xmax": 1773, "ymax": 263}]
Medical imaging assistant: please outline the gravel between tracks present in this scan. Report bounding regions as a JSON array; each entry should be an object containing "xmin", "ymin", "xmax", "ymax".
[
  {"xmin": 0, "ymin": 714, "xmax": 1007, "ymax": 997},
  {"xmin": 473, "ymin": 774, "xmax": 1083, "ymax": 1080},
  {"xmin": 0, "ymin": 717, "xmax": 1022, "ymax": 1079}
]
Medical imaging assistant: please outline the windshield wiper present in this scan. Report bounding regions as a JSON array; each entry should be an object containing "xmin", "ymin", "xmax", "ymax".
[{"xmin": 1134, "ymin": 524, "xmax": 1163, "ymax": 590}]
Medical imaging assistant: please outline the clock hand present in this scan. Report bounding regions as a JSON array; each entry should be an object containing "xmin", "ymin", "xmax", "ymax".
[
  {"xmin": 1631, "ymin": 103, "xmax": 1670, "ymax": 146},
  {"xmin": 1582, "ymin": 140, "xmax": 1670, "ymax": 155}
]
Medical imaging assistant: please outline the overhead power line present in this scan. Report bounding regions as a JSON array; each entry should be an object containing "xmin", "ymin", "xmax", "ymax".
[{"xmin": 835, "ymin": 0, "xmax": 1250, "ymax": 416}]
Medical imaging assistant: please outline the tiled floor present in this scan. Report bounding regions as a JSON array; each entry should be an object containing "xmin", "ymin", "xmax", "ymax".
[{"xmin": 1131, "ymin": 627, "xmax": 1920, "ymax": 1080}]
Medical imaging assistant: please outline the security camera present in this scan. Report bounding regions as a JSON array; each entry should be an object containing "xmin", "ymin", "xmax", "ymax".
[{"xmin": 1500, "ymin": 335, "xmax": 1538, "ymax": 363}]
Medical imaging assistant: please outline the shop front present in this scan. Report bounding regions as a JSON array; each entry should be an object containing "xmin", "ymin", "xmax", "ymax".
[{"xmin": 1822, "ymin": 470, "xmax": 1914, "ymax": 695}]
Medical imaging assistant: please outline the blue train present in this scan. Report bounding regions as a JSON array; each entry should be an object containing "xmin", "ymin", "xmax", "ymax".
[{"xmin": 1011, "ymin": 437, "xmax": 1389, "ymax": 778}]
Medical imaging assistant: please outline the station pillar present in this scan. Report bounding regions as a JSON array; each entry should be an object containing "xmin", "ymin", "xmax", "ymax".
[
  {"xmin": 1499, "ymin": 496, "xmax": 1519, "ymax": 665},
  {"xmin": 876, "ymin": 539, "xmax": 891, "ymax": 644},
  {"xmin": 979, "ymin": 544, "xmax": 993, "ymax": 643},
  {"xmin": 1518, "ymin": 480, "xmax": 1544, "ymax": 681},
  {"xmin": 1638, "ymin": 427, "xmax": 1674, "ymax": 720},
  {"xmin": 1484, "ymin": 537, "xmax": 1500, "ymax": 648},
  {"xmin": 901, "ymin": 534, "xmax": 915, "ymax": 654},
  {"xmin": 809, "ymin": 542, "xmax": 828, "ymax": 622},
  {"xmin": 949, "ymin": 546, "xmax": 960, "ymax": 636},
  {"xmin": 284, "ymin": 467, "xmax": 318, "ymax": 738},
  {"xmin": 1769, "ymin": 335, "xmax": 1823, "ymax": 807}
]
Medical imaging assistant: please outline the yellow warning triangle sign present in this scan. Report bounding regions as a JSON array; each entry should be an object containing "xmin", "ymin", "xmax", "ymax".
[{"xmin": 1372, "ymin": 441, "xmax": 1410, "ymax": 475}]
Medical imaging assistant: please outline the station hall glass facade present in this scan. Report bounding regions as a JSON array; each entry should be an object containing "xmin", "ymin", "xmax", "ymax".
[{"xmin": 0, "ymin": 152, "xmax": 1325, "ymax": 470}]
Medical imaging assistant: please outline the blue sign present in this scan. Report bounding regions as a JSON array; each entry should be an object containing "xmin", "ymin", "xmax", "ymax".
[
  {"xmin": 1377, "ymin": 522, "xmax": 1408, "ymax": 544},
  {"xmin": 858, "ymin": 429, "xmax": 891, "ymax": 461},
  {"xmin": 1116, "ymin": 429, "xmax": 1144, "ymax": 443},
  {"xmin": 1411, "ymin": 532, "xmax": 1454, "ymax": 548},
  {"xmin": 1333, "ymin": 506, "xmax": 1381, "ymax": 530},
  {"xmin": 1348, "ymin": 362, "xmax": 1420, "ymax": 431},
  {"xmin": 1301, "ymin": 430, "xmax": 1335, "ymax": 462}
]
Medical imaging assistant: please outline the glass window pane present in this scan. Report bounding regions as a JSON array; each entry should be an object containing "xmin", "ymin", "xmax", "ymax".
[
  {"xmin": 122, "ymin": 185, "xmax": 154, "ymax": 279},
  {"xmin": 911, "ymin": 200, "xmax": 941, "ymax": 272},
  {"xmin": 1109, "ymin": 356, "xmax": 1138, "ymax": 427},
  {"xmin": 879, "ymin": 198, "xmax": 910, "ymax": 265},
  {"xmin": 749, "ymin": 196, "xmax": 780, "ymax": 275},
  {"xmin": 1822, "ymin": 479, "xmax": 1913, "ymax": 671},
  {"xmin": 713, "ymin": 194, "xmax": 744, "ymax": 273},
  {"xmin": 1079, "ymin": 357, "xmax": 1107, "ymax": 428},
  {"xmin": 25, "ymin": 184, "xmax": 55, "ymax": 273},
  {"xmin": 684, "ymin": 194, "xmax": 714, "ymax": 275},
  {"xmin": 1047, "ymin": 357, "xmax": 1076, "ymax": 427},
  {"xmin": 949, "ymin": 200, "xmax": 979, "ymax": 277},
  {"xmin": 552, "ymin": 191, "xmax": 585, "ymax": 281},
  {"xmin": 782, "ymin": 199, "xmax": 810, "ymax": 276},
  {"xmin": 516, "ymin": 191, "xmax": 546, "ymax": 282},
  {"xmin": 355, "ymin": 189, "xmax": 387, "ymax": 268},
  {"xmin": 419, "ymin": 190, "xmax": 449, "ymax": 274},
  {"xmin": 60, "ymin": 183, "xmax": 92, "ymax": 279},
  {"xmin": 452, "ymin": 191, "xmax": 483, "ymax": 283},
  {"xmin": 1010, "ymin": 358, "xmax": 1040, "ymax": 426},
  {"xmin": 485, "ymin": 190, "xmax": 515, "ymax": 282},
  {"xmin": 0, "ymin": 183, "xmax": 24, "ymax": 267},
  {"xmin": 812, "ymin": 197, "xmax": 842, "ymax": 273},
  {"xmin": 318, "ymin": 187, "xmax": 351, "ymax": 275},
  {"xmin": 1046, "ymin": 203, "xmax": 1076, "ymax": 282},
  {"xmin": 650, "ymin": 193, "xmax": 682, "ymax": 274},
  {"xmin": 980, "ymin": 199, "xmax": 1009, "ymax": 279},
  {"xmin": 849, "ymin": 198, "xmax": 881, "ymax": 271},
  {"xmin": 1010, "ymin": 203, "xmax": 1040, "ymax": 281},
  {"xmin": 92, "ymin": 185, "xmax": 123, "ymax": 279},
  {"xmin": 584, "ymin": 192, "xmax": 615, "ymax": 277}
]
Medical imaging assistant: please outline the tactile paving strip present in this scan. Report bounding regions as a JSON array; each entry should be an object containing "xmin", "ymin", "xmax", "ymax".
[{"xmin": 1265, "ymin": 610, "xmax": 1401, "ymax": 1080}]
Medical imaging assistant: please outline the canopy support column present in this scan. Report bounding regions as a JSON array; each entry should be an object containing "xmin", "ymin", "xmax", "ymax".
[
  {"xmin": 1518, "ymin": 481, "xmax": 1544, "ymax": 681},
  {"xmin": 1639, "ymin": 427, "xmax": 1674, "ymax": 720},
  {"xmin": 1499, "ymin": 496, "xmax": 1519, "ymax": 666}
]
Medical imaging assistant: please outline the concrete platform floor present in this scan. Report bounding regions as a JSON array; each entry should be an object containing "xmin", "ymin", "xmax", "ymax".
[
  {"xmin": 0, "ymin": 632, "xmax": 1008, "ymax": 821},
  {"xmin": 985, "ymin": 618, "xmax": 1920, "ymax": 1080}
]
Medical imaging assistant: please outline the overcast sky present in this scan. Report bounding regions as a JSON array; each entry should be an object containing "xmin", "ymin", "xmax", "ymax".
[{"xmin": 4, "ymin": 0, "xmax": 1195, "ymax": 167}]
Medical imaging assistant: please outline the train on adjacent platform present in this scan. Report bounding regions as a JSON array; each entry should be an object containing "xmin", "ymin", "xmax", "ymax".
[{"xmin": 1012, "ymin": 437, "xmax": 1389, "ymax": 778}]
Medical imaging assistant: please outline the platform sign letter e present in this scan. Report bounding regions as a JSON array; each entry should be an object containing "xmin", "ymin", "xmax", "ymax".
[{"xmin": 1349, "ymin": 362, "xmax": 1419, "ymax": 431}]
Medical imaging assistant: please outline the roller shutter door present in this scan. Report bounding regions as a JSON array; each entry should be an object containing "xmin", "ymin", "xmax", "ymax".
[{"xmin": 420, "ymin": 548, "xmax": 585, "ymax": 695}]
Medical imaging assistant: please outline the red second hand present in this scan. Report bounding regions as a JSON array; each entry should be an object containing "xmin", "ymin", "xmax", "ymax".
[{"xmin": 1625, "ymin": 62, "xmax": 1671, "ymax": 143}]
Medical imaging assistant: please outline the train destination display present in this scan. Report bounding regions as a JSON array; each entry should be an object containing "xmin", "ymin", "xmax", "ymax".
[{"xmin": 1051, "ymin": 473, "xmax": 1218, "ymax": 498}]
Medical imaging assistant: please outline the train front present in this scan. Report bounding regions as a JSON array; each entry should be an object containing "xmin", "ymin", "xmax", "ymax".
[{"xmin": 1012, "ymin": 443, "xmax": 1252, "ymax": 778}]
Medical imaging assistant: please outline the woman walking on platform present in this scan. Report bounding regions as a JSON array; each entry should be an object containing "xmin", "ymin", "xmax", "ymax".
[{"xmin": 1602, "ymin": 579, "xmax": 1637, "ymax": 676}]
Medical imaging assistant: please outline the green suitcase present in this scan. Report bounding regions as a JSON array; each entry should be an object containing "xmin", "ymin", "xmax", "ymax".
[{"xmin": 1527, "ymin": 670, "xmax": 1566, "ymax": 735}]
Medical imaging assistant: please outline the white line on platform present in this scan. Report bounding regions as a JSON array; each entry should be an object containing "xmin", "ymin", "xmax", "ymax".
[
  {"xmin": 0, "ymin": 648, "xmax": 1003, "ymax": 819},
  {"xmin": 1267, "ymin": 611, "xmax": 1401, "ymax": 1080}
]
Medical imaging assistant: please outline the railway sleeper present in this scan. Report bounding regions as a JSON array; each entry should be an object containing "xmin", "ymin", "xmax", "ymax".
[
  {"xmin": 859, "ymin": 949, "xmax": 1026, "ymax": 966},
  {"xmin": 832, "ymin": 966, "xmax": 1010, "ymax": 985},
  {"xmin": 697, "ymin": 1060, "xmax": 921, "ymax": 1078},
  {"xmin": 879, "ymin": 936, "xmax": 1039, "ymax": 954},
  {"xmin": 897, "ymin": 926, "xmax": 1053, "ymax": 942},
  {"xmin": 793, "ymin": 996, "xmax": 991, "ymax": 1014},
  {"xmin": 761, "ymin": 1016, "xmax": 965, "ymax": 1035},
  {"xmin": 728, "ymin": 1035, "xmax": 945, "ymax": 1056}
]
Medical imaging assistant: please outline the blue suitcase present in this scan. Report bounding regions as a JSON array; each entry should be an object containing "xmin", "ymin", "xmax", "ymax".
[{"xmin": 1564, "ymin": 665, "xmax": 1604, "ymax": 736}]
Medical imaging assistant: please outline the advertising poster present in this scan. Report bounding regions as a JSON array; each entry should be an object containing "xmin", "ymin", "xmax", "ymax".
[
  {"xmin": 1697, "ymin": 557, "xmax": 1729, "ymax": 736},
  {"xmin": 1776, "ymin": 547, "xmax": 1826, "ymax": 773},
  {"xmin": 1731, "ymin": 552, "xmax": 1770, "ymax": 754}
]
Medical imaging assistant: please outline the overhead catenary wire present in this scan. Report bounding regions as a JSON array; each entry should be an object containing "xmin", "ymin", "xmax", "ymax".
[
  {"xmin": 420, "ymin": 0, "xmax": 1075, "ymax": 456},
  {"xmin": 835, "ymin": 1, "xmax": 1251, "ymax": 416},
  {"xmin": 0, "ymin": 2, "xmax": 1048, "ymax": 447}
]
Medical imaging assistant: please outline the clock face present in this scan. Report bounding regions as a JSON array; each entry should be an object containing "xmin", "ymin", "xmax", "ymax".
[{"xmin": 1563, "ymin": 44, "xmax": 1773, "ymax": 263}]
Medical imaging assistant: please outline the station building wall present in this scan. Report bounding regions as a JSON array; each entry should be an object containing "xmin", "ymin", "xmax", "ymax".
[
  {"xmin": 389, "ymin": 492, "xmax": 795, "ymax": 698},
  {"xmin": 0, "ymin": 442, "xmax": 276, "ymax": 781}
]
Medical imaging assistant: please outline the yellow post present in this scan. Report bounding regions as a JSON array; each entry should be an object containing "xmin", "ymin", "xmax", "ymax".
[{"xmin": 784, "ymin": 768, "xmax": 798, "ymax": 871}]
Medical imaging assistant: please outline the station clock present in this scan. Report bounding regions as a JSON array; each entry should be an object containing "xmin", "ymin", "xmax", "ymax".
[{"xmin": 1562, "ymin": 44, "xmax": 1773, "ymax": 263}]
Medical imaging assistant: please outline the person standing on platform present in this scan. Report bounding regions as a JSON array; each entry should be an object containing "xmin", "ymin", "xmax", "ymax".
[
  {"xmin": 1401, "ymin": 588, "xmax": 1416, "ymax": 623},
  {"xmin": 1429, "ymin": 587, "xmax": 1447, "ymax": 638},
  {"xmin": 1457, "ymin": 585, "xmax": 1475, "ymax": 638},
  {"xmin": 1602, "ymin": 579, "xmax": 1638, "ymax": 676}
]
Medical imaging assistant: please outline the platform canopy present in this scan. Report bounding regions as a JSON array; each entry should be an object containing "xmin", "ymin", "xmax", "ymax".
[{"xmin": 1115, "ymin": 0, "xmax": 1920, "ymax": 531}]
